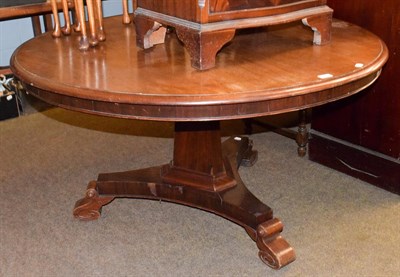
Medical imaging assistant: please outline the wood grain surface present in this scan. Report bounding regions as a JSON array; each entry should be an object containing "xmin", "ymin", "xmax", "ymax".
[{"xmin": 11, "ymin": 16, "xmax": 388, "ymax": 121}]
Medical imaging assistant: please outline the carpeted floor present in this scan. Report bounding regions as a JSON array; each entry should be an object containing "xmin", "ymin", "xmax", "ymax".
[{"xmin": 1, "ymin": 108, "xmax": 399, "ymax": 276}]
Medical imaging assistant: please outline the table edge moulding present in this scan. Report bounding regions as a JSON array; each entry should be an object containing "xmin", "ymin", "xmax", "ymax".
[{"xmin": 10, "ymin": 15, "xmax": 388, "ymax": 270}]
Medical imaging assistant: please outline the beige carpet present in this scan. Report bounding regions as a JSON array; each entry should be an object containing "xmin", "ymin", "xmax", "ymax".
[{"xmin": 1, "ymin": 108, "xmax": 399, "ymax": 276}]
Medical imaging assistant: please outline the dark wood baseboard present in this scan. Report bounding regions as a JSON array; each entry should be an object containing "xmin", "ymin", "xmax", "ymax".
[{"xmin": 309, "ymin": 131, "xmax": 400, "ymax": 195}]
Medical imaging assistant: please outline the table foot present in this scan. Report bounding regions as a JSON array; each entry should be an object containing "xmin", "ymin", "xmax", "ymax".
[
  {"xmin": 255, "ymin": 218, "xmax": 296, "ymax": 269},
  {"xmin": 73, "ymin": 181, "xmax": 115, "ymax": 220}
]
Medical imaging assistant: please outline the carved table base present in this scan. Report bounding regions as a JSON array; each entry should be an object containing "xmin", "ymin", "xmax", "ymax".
[
  {"xmin": 135, "ymin": 5, "xmax": 332, "ymax": 70},
  {"xmin": 73, "ymin": 121, "xmax": 295, "ymax": 269}
]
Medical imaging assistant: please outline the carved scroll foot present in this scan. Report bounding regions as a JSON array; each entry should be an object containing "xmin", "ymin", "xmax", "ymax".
[
  {"xmin": 175, "ymin": 28, "xmax": 236, "ymax": 70},
  {"xmin": 73, "ymin": 181, "xmax": 115, "ymax": 220},
  {"xmin": 302, "ymin": 11, "xmax": 333, "ymax": 45},
  {"xmin": 256, "ymin": 218, "xmax": 296, "ymax": 269}
]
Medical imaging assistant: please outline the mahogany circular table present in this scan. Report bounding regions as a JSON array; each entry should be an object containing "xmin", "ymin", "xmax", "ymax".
[{"xmin": 11, "ymin": 16, "xmax": 388, "ymax": 270}]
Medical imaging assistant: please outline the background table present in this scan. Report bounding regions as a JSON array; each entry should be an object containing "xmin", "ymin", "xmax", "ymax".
[{"xmin": 10, "ymin": 15, "xmax": 388, "ymax": 269}]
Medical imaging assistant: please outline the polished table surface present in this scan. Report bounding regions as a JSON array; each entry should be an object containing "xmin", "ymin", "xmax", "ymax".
[
  {"xmin": 11, "ymin": 16, "xmax": 388, "ymax": 270},
  {"xmin": 11, "ymin": 16, "xmax": 387, "ymax": 121}
]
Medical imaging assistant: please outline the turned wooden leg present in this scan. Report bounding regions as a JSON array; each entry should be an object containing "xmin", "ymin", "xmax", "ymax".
[
  {"xmin": 302, "ymin": 11, "xmax": 333, "ymax": 45},
  {"xmin": 122, "ymin": 0, "xmax": 131, "ymax": 24},
  {"xmin": 135, "ymin": 15, "xmax": 167, "ymax": 49},
  {"xmin": 75, "ymin": 0, "xmax": 89, "ymax": 50},
  {"xmin": 73, "ymin": 181, "xmax": 115, "ymax": 220},
  {"xmin": 50, "ymin": 0, "xmax": 62, "ymax": 37},
  {"xmin": 296, "ymin": 109, "xmax": 309, "ymax": 157},
  {"xmin": 72, "ymin": 0, "xmax": 82, "ymax": 32},
  {"xmin": 61, "ymin": 0, "xmax": 72, "ymax": 35},
  {"xmin": 175, "ymin": 28, "xmax": 236, "ymax": 70},
  {"xmin": 256, "ymin": 218, "xmax": 296, "ymax": 269},
  {"xmin": 86, "ymin": 0, "xmax": 99, "ymax": 46},
  {"xmin": 94, "ymin": 0, "xmax": 106, "ymax": 42}
]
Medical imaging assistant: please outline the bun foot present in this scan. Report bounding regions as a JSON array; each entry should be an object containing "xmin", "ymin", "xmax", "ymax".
[
  {"xmin": 89, "ymin": 35, "xmax": 99, "ymax": 47},
  {"xmin": 73, "ymin": 181, "xmax": 114, "ymax": 220},
  {"xmin": 79, "ymin": 36, "xmax": 90, "ymax": 51},
  {"xmin": 52, "ymin": 27, "xmax": 61, "ymax": 38},
  {"xmin": 73, "ymin": 22, "xmax": 82, "ymax": 33},
  {"xmin": 256, "ymin": 218, "xmax": 296, "ymax": 269},
  {"xmin": 97, "ymin": 28, "xmax": 106, "ymax": 42},
  {"xmin": 61, "ymin": 26, "xmax": 72, "ymax": 36}
]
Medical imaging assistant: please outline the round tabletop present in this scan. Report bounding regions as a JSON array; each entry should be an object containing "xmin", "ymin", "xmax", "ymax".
[{"xmin": 11, "ymin": 16, "xmax": 388, "ymax": 121}]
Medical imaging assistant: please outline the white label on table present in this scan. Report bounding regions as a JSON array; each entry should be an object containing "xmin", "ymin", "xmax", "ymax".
[{"xmin": 318, "ymin": 73, "xmax": 333, "ymax": 79}]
